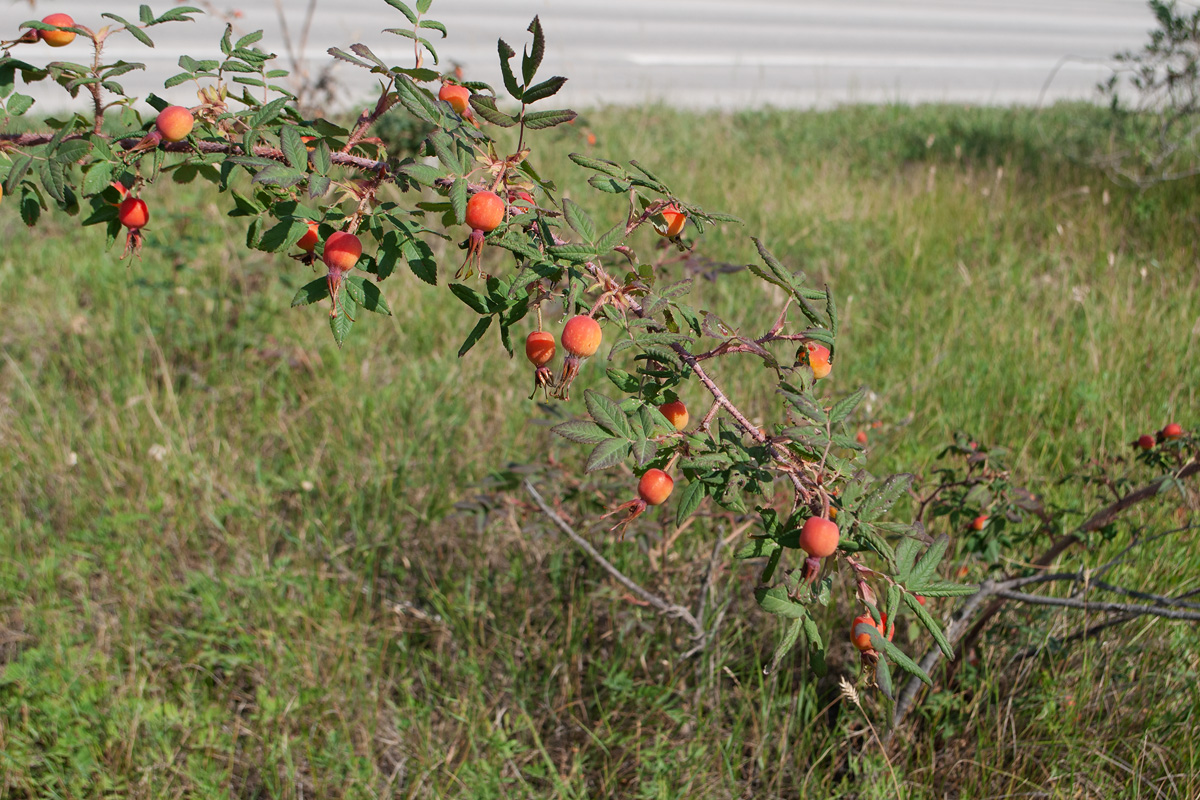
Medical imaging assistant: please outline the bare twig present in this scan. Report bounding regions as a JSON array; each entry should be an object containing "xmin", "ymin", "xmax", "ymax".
[
  {"xmin": 523, "ymin": 479, "xmax": 706, "ymax": 645},
  {"xmin": 990, "ymin": 589, "xmax": 1200, "ymax": 621}
]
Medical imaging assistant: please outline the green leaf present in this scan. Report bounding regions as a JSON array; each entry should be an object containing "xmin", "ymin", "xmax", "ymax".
[
  {"xmin": 382, "ymin": 0, "xmax": 418, "ymax": 23},
  {"xmin": 675, "ymin": 480, "xmax": 705, "ymax": 527},
  {"xmin": 552, "ymin": 420, "xmax": 611, "ymax": 445},
  {"xmin": 458, "ymin": 316, "xmax": 492, "ymax": 357},
  {"xmin": 404, "ymin": 237, "xmax": 437, "ymax": 285},
  {"xmin": 291, "ymin": 277, "xmax": 329, "ymax": 307},
  {"xmin": 605, "ymin": 368, "xmax": 640, "ymax": 393},
  {"xmin": 7, "ymin": 93, "xmax": 34, "ymax": 116},
  {"xmin": 394, "ymin": 75, "xmax": 442, "ymax": 125},
  {"xmin": 280, "ymin": 126, "xmax": 307, "ymax": 170},
  {"xmin": 585, "ymin": 390, "xmax": 634, "ymax": 439},
  {"xmin": 568, "ymin": 152, "xmax": 627, "ymax": 178},
  {"xmin": 329, "ymin": 292, "xmax": 356, "ymax": 347},
  {"xmin": 449, "ymin": 283, "xmax": 492, "ymax": 314},
  {"xmin": 755, "ymin": 586, "xmax": 806, "ymax": 619},
  {"xmin": 734, "ymin": 537, "xmax": 779, "ymax": 560},
  {"xmin": 522, "ymin": 108, "xmax": 577, "ymax": 130},
  {"xmin": 468, "ymin": 94, "xmax": 516, "ymax": 127},
  {"xmin": 345, "ymin": 275, "xmax": 391, "ymax": 315},
  {"xmin": 253, "ymin": 166, "xmax": 306, "ymax": 188},
  {"xmin": 805, "ymin": 616, "xmax": 827, "ymax": 676},
  {"xmin": 398, "ymin": 161, "xmax": 446, "ymax": 187},
  {"xmin": 877, "ymin": 634, "xmax": 931, "ymax": 685},
  {"xmin": 631, "ymin": 437, "xmax": 657, "ymax": 467},
  {"xmin": 81, "ymin": 160, "xmax": 114, "ymax": 196},
  {"xmin": 856, "ymin": 473, "xmax": 915, "ymax": 522},
  {"xmin": 522, "ymin": 16, "xmax": 545, "ymax": 85},
  {"xmin": 258, "ymin": 219, "xmax": 309, "ymax": 252},
  {"xmin": 766, "ymin": 618, "xmax": 804, "ymax": 675},
  {"xmin": 562, "ymin": 198, "xmax": 596, "ymax": 243},
  {"xmin": 909, "ymin": 534, "xmax": 951, "ymax": 586},
  {"xmin": 875, "ymin": 654, "xmax": 894, "ymax": 698},
  {"xmin": 450, "ymin": 178, "xmax": 467, "ymax": 226},
  {"xmin": 418, "ymin": 19, "xmax": 446, "ymax": 37},
  {"xmin": 829, "ymin": 386, "xmax": 867, "ymax": 426},
  {"xmin": 904, "ymin": 593, "xmax": 952, "ymax": 657},
  {"xmin": 586, "ymin": 438, "xmax": 631, "ymax": 472},
  {"xmin": 497, "ymin": 37, "xmax": 522, "ymax": 100},
  {"xmin": 522, "ymin": 75, "xmax": 566, "ymax": 103},
  {"xmin": 588, "ymin": 175, "xmax": 631, "ymax": 193}
]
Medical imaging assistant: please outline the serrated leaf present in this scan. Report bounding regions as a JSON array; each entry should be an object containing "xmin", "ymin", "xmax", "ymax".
[
  {"xmin": 394, "ymin": 75, "xmax": 441, "ymax": 125},
  {"xmin": 908, "ymin": 580, "xmax": 977, "ymax": 598},
  {"xmin": 909, "ymin": 534, "xmax": 951, "ymax": 586},
  {"xmin": 586, "ymin": 438, "xmax": 631, "ymax": 472},
  {"xmin": 450, "ymin": 178, "xmax": 467, "ymax": 226},
  {"xmin": 280, "ymin": 126, "xmax": 307, "ymax": 170},
  {"xmin": 734, "ymin": 537, "xmax": 779, "ymax": 560},
  {"xmin": 584, "ymin": 390, "xmax": 633, "ymax": 439},
  {"xmin": 857, "ymin": 473, "xmax": 915, "ymax": 522},
  {"xmin": 569, "ymin": 152, "xmax": 626, "ymax": 178},
  {"xmin": 398, "ymin": 162, "xmax": 445, "ymax": 187},
  {"xmin": 449, "ymin": 283, "xmax": 492, "ymax": 314},
  {"xmin": 878, "ymin": 635, "xmax": 930, "ymax": 685},
  {"xmin": 497, "ymin": 37, "xmax": 522, "ymax": 100},
  {"xmin": 382, "ymin": 0, "xmax": 418, "ymax": 23},
  {"xmin": 675, "ymin": 480, "xmax": 705, "ymax": 527},
  {"xmin": 404, "ymin": 237, "xmax": 437, "ymax": 285},
  {"xmin": 588, "ymin": 174, "xmax": 631, "ymax": 193},
  {"xmin": 765, "ymin": 617, "xmax": 804, "ymax": 675},
  {"xmin": 895, "ymin": 537, "xmax": 923, "ymax": 580},
  {"xmin": 458, "ymin": 316, "xmax": 492, "ymax": 357},
  {"xmin": 469, "ymin": 94, "xmax": 516, "ymax": 127},
  {"xmin": 346, "ymin": 275, "xmax": 391, "ymax": 315},
  {"xmin": 81, "ymin": 160, "xmax": 114, "ymax": 196},
  {"xmin": 552, "ymin": 420, "xmax": 611, "ymax": 444},
  {"xmin": 329, "ymin": 292, "xmax": 356, "ymax": 347},
  {"xmin": 562, "ymin": 198, "xmax": 596, "ymax": 243},
  {"xmin": 523, "ymin": 108, "xmax": 577, "ymax": 130},
  {"xmin": 258, "ymin": 219, "xmax": 309, "ymax": 252},
  {"xmin": 253, "ymin": 165, "xmax": 306, "ymax": 188},
  {"xmin": 523, "ymin": 75, "xmax": 566, "ymax": 103},
  {"xmin": 327, "ymin": 47, "xmax": 372, "ymax": 69},
  {"xmin": 904, "ymin": 593, "xmax": 952, "ymax": 657},
  {"xmin": 876, "ymin": 654, "xmax": 894, "ymax": 698},
  {"xmin": 755, "ymin": 586, "xmax": 807, "ymax": 619},
  {"xmin": 522, "ymin": 16, "xmax": 545, "ymax": 85},
  {"xmin": 829, "ymin": 386, "xmax": 867, "ymax": 426},
  {"xmin": 631, "ymin": 437, "xmax": 657, "ymax": 467}
]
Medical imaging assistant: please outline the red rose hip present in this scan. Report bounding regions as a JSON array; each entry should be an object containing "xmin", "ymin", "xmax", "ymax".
[
  {"xmin": 637, "ymin": 469, "xmax": 674, "ymax": 506},
  {"xmin": 658, "ymin": 400, "xmax": 689, "ymax": 431},
  {"xmin": 39, "ymin": 13, "xmax": 76, "ymax": 47},
  {"xmin": 118, "ymin": 196, "xmax": 149, "ymax": 229},
  {"xmin": 155, "ymin": 105, "xmax": 194, "ymax": 142},
  {"xmin": 323, "ymin": 231, "xmax": 362, "ymax": 272},
  {"xmin": 799, "ymin": 516, "xmax": 839, "ymax": 558},
  {"xmin": 561, "ymin": 315, "xmax": 602, "ymax": 358},
  {"xmin": 525, "ymin": 330, "xmax": 556, "ymax": 367}
]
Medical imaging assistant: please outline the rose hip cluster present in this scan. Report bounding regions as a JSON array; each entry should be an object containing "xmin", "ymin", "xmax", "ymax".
[{"xmin": 525, "ymin": 316, "xmax": 701, "ymax": 536}]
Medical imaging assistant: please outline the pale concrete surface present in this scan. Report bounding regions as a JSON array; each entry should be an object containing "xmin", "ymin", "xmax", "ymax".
[{"xmin": 1, "ymin": 0, "xmax": 1157, "ymax": 112}]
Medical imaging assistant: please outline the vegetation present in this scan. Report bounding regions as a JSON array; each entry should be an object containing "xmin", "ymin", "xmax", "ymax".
[{"xmin": 1, "ymin": 100, "xmax": 1197, "ymax": 798}]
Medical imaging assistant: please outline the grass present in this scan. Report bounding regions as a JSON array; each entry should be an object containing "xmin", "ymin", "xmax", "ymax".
[{"xmin": 0, "ymin": 102, "xmax": 1198, "ymax": 798}]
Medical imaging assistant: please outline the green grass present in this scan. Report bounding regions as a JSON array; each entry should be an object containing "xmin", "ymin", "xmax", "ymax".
[{"xmin": 1, "ymin": 102, "xmax": 1198, "ymax": 798}]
